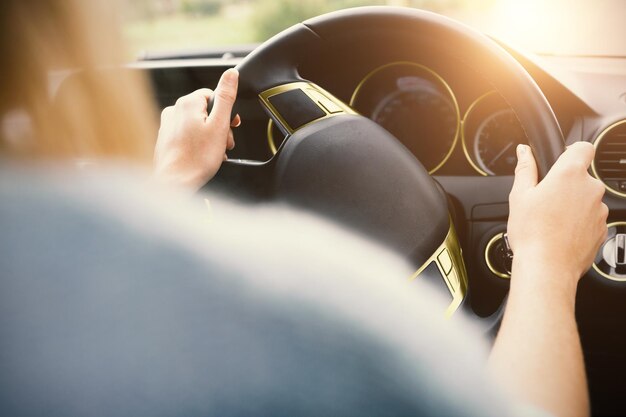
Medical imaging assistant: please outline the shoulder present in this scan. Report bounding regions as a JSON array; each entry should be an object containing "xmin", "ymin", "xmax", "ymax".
[{"xmin": 0, "ymin": 164, "xmax": 512, "ymax": 417}]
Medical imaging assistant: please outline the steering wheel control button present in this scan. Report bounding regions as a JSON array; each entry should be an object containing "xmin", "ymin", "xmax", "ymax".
[
  {"xmin": 305, "ymin": 89, "xmax": 344, "ymax": 114},
  {"xmin": 260, "ymin": 82, "xmax": 358, "ymax": 145},
  {"xmin": 267, "ymin": 89, "xmax": 326, "ymax": 131},
  {"xmin": 417, "ymin": 262, "xmax": 454, "ymax": 303},
  {"xmin": 437, "ymin": 249, "xmax": 453, "ymax": 275},
  {"xmin": 409, "ymin": 223, "xmax": 468, "ymax": 318},
  {"xmin": 446, "ymin": 268, "xmax": 460, "ymax": 289},
  {"xmin": 593, "ymin": 222, "xmax": 626, "ymax": 281},
  {"xmin": 484, "ymin": 233, "xmax": 512, "ymax": 279}
]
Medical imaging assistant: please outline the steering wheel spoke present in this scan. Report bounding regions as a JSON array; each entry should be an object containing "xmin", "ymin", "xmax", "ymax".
[
  {"xmin": 258, "ymin": 82, "xmax": 357, "ymax": 137},
  {"xmin": 207, "ymin": 158, "xmax": 275, "ymax": 201},
  {"xmin": 409, "ymin": 221, "xmax": 469, "ymax": 318}
]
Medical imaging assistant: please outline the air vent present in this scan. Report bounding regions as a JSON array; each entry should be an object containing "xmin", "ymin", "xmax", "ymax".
[{"xmin": 592, "ymin": 120, "xmax": 626, "ymax": 198}]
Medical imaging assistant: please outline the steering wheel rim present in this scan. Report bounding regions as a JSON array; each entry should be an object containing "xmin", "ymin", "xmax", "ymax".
[
  {"xmin": 219, "ymin": 6, "xmax": 565, "ymax": 319},
  {"xmin": 236, "ymin": 6, "xmax": 564, "ymax": 177}
]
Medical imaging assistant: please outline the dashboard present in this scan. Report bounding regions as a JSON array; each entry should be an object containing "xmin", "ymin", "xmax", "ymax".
[
  {"xmin": 95, "ymin": 39, "xmax": 626, "ymax": 416},
  {"xmin": 137, "ymin": 39, "xmax": 586, "ymax": 178},
  {"xmin": 131, "ymin": 47, "xmax": 626, "ymax": 293}
]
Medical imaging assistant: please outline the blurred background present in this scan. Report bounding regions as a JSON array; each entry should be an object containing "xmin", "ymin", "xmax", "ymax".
[{"xmin": 121, "ymin": 0, "xmax": 625, "ymax": 58}]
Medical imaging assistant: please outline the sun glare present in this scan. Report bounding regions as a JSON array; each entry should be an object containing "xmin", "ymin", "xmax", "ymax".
[{"xmin": 486, "ymin": 0, "xmax": 624, "ymax": 56}]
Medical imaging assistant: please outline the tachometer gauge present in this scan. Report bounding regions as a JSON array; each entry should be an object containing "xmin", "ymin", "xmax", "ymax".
[
  {"xmin": 475, "ymin": 109, "xmax": 526, "ymax": 175},
  {"xmin": 350, "ymin": 62, "xmax": 460, "ymax": 174},
  {"xmin": 462, "ymin": 92, "xmax": 527, "ymax": 176}
]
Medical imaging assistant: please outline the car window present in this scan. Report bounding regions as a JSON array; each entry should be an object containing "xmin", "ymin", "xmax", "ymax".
[{"xmin": 121, "ymin": 0, "xmax": 625, "ymax": 58}]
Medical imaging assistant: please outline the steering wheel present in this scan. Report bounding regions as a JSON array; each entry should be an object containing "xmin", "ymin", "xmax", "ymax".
[{"xmin": 215, "ymin": 6, "xmax": 565, "ymax": 318}]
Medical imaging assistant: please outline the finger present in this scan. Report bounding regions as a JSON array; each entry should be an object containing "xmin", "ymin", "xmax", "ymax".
[
  {"xmin": 555, "ymin": 142, "xmax": 595, "ymax": 171},
  {"xmin": 510, "ymin": 144, "xmax": 538, "ymax": 196},
  {"xmin": 209, "ymin": 68, "xmax": 238, "ymax": 129},
  {"xmin": 231, "ymin": 114, "xmax": 241, "ymax": 128},
  {"xmin": 176, "ymin": 89, "xmax": 214, "ymax": 115},
  {"xmin": 160, "ymin": 106, "xmax": 174, "ymax": 122},
  {"xmin": 595, "ymin": 221, "xmax": 608, "ymax": 254},
  {"xmin": 592, "ymin": 177, "xmax": 606, "ymax": 200},
  {"xmin": 227, "ymin": 129, "xmax": 235, "ymax": 150},
  {"xmin": 223, "ymin": 153, "xmax": 228, "ymax": 161},
  {"xmin": 189, "ymin": 88, "xmax": 214, "ymax": 100},
  {"xmin": 600, "ymin": 202, "xmax": 609, "ymax": 222}
]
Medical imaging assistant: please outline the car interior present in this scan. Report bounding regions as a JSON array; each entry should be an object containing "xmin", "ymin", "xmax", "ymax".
[{"xmin": 53, "ymin": 4, "xmax": 626, "ymax": 415}]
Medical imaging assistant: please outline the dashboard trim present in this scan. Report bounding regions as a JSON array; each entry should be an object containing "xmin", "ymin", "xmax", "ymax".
[
  {"xmin": 484, "ymin": 232, "xmax": 511, "ymax": 279},
  {"xmin": 461, "ymin": 91, "xmax": 496, "ymax": 176},
  {"xmin": 592, "ymin": 221, "xmax": 626, "ymax": 282},
  {"xmin": 408, "ymin": 220, "xmax": 468, "ymax": 318},
  {"xmin": 348, "ymin": 61, "xmax": 461, "ymax": 175},
  {"xmin": 590, "ymin": 119, "xmax": 626, "ymax": 199}
]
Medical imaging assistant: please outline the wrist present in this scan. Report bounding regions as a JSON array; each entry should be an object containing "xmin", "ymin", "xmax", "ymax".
[
  {"xmin": 513, "ymin": 243, "xmax": 583, "ymax": 279},
  {"xmin": 510, "ymin": 247, "xmax": 580, "ymax": 303},
  {"xmin": 154, "ymin": 164, "xmax": 208, "ymax": 192}
]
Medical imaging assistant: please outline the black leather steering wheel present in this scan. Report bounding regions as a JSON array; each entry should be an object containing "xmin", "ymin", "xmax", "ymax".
[{"xmin": 215, "ymin": 6, "xmax": 565, "ymax": 317}]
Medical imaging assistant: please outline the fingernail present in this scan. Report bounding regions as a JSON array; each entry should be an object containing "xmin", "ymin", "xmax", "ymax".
[{"xmin": 516, "ymin": 144, "xmax": 526, "ymax": 158}]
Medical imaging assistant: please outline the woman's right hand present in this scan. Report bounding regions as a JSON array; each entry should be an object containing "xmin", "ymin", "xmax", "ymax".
[
  {"xmin": 153, "ymin": 68, "xmax": 240, "ymax": 191},
  {"xmin": 507, "ymin": 142, "xmax": 608, "ymax": 286},
  {"xmin": 491, "ymin": 142, "xmax": 604, "ymax": 417}
]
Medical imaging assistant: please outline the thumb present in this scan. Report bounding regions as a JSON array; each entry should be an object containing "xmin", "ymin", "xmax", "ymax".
[
  {"xmin": 209, "ymin": 68, "xmax": 238, "ymax": 127},
  {"xmin": 510, "ymin": 144, "xmax": 538, "ymax": 196}
]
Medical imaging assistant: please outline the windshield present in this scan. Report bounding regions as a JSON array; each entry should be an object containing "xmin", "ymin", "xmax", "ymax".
[{"xmin": 121, "ymin": 0, "xmax": 626, "ymax": 58}]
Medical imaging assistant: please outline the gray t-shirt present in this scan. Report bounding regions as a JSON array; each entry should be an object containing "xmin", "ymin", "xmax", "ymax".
[{"xmin": 0, "ymin": 166, "xmax": 547, "ymax": 417}]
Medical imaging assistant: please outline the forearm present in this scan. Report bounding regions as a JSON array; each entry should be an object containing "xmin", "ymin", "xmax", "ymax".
[{"xmin": 488, "ymin": 254, "xmax": 589, "ymax": 417}]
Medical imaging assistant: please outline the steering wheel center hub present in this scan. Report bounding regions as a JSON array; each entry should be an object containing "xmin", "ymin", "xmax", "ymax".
[{"xmin": 274, "ymin": 113, "xmax": 450, "ymax": 264}]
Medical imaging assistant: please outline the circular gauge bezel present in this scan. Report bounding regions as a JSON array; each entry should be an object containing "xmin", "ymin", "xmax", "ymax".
[
  {"xmin": 461, "ymin": 91, "xmax": 494, "ymax": 176},
  {"xmin": 349, "ymin": 61, "xmax": 461, "ymax": 175},
  {"xmin": 473, "ymin": 108, "xmax": 518, "ymax": 176},
  {"xmin": 484, "ymin": 232, "xmax": 511, "ymax": 279},
  {"xmin": 461, "ymin": 91, "xmax": 527, "ymax": 176}
]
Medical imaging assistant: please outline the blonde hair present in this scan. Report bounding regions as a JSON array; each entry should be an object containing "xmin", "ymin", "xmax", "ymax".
[{"xmin": 0, "ymin": 0, "xmax": 157, "ymax": 162}]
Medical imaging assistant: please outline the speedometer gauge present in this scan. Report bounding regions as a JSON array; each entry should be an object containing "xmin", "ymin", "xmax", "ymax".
[
  {"xmin": 350, "ymin": 62, "xmax": 460, "ymax": 174},
  {"xmin": 462, "ymin": 92, "xmax": 528, "ymax": 176}
]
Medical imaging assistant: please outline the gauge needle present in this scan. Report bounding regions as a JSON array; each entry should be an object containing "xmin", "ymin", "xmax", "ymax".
[{"xmin": 488, "ymin": 142, "xmax": 514, "ymax": 167}]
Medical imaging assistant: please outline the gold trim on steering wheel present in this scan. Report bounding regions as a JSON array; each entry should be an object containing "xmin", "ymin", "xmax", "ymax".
[
  {"xmin": 267, "ymin": 119, "xmax": 279, "ymax": 155},
  {"xmin": 263, "ymin": 82, "xmax": 356, "ymax": 154},
  {"xmin": 408, "ymin": 221, "xmax": 468, "ymax": 318}
]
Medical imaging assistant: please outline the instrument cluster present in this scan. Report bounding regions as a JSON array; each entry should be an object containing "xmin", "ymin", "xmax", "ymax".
[{"xmin": 268, "ymin": 61, "xmax": 528, "ymax": 175}]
